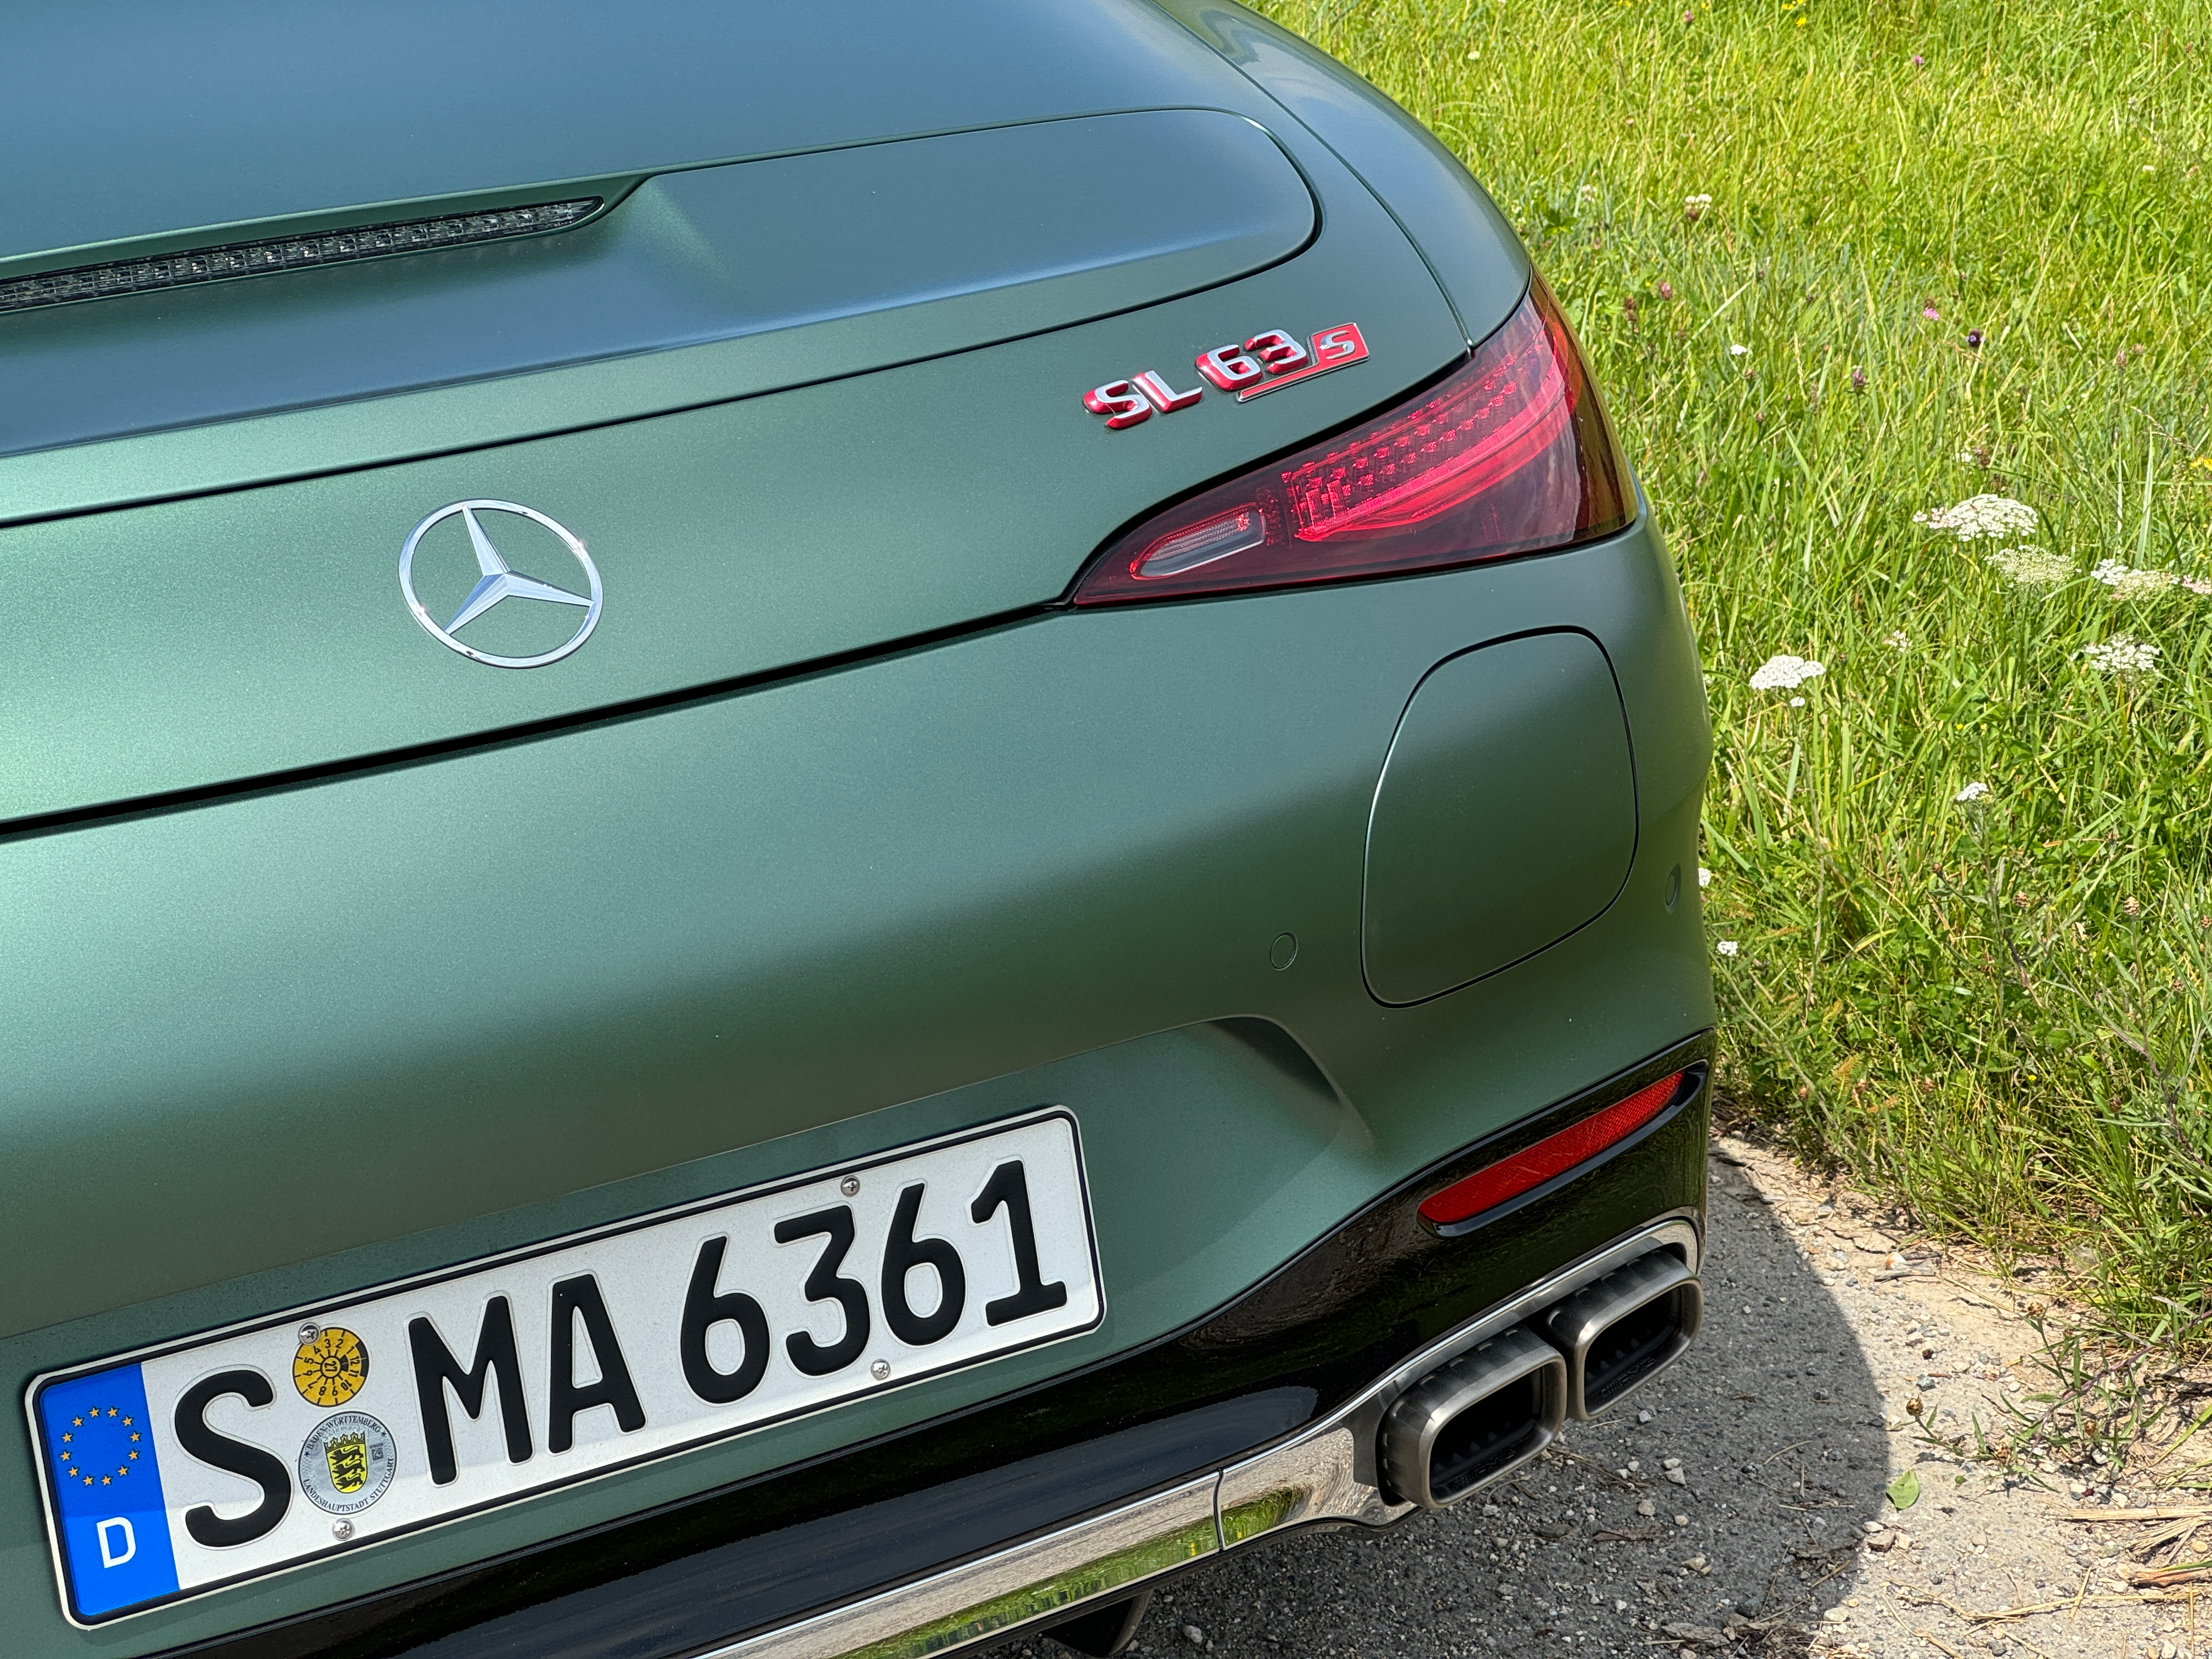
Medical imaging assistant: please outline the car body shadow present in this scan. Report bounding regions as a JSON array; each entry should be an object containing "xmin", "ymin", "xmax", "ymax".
[{"xmin": 1057, "ymin": 1146, "xmax": 1894, "ymax": 1657}]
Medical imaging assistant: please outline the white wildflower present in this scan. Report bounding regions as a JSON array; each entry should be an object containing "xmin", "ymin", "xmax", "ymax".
[
  {"xmin": 2078, "ymin": 636, "xmax": 2161, "ymax": 676},
  {"xmin": 1955, "ymin": 450, "xmax": 1978, "ymax": 465},
  {"xmin": 1683, "ymin": 193, "xmax": 1713, "ymax": 221},
  {"xmin": 2183, "ymin": 576, "xmax": 2212, "ymax": 596},
  {"xmin": 2092, "ymin": 560, "xmax": 2187, "ymax": 598},
  {"xmin": 1788, "ymin": 696, "xmax": 1807, "ymax": 706},
  {"xmin": 1884, "ymin": 630, "xmax": 1912, "ymax": 651},
  {"xmin": 1698, "ymin": 866, "xmax": 1713, "ymax": 888},
  {"xmin": 1983, "ymin": 546, "xmax": 2073, "ymax": 587},
  {"xmin": 1715, "ymin": 940, "xmax": 1739, "ymax": 957},
  {"xmin": 1914, "ymin": 495, "xmax": 2040, "ymax": 541},
  {"xmin": 1954, "ymin": 781, "xmax": 1990, "ymax": 803},
  {"xmin": 1749, "ymin": 653, "xmax": 1825, "ymax": 691},
  {"xmin": 1578, "ymin": 182, "xmax": 1600, "ymax": 202},
  {"xmin": 1729, "ymin": 342, "xmax": 1750, "ymax": 357}
]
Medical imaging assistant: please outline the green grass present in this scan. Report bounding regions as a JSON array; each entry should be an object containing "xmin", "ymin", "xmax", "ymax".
[{"xmin": 1251, "ymin": 0, "xmax": 2212, "ymax": 1336}]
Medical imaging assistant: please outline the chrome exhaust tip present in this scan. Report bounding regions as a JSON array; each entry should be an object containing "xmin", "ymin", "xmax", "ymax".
[
  {"xmin": 1539, "ymin": 1248, "xmax": 1702, "ymax": 1419},
  {"xmin": 1378, "ymin": 1327, "xmax": 1566, "ymax": 1509}
]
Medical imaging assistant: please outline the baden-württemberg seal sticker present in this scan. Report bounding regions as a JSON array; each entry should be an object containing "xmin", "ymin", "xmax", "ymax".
[{"xmin": 299, "ymin": 1412, "xmax": 397, "ymax": 1516}]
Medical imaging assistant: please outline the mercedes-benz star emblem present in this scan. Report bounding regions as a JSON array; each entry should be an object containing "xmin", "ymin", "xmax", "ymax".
[{"xmin": 399, "ymin": 500, "xmax": 603, "ymax": 668}]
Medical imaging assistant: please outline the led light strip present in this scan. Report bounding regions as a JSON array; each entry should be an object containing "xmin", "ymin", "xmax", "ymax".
[{"xmin": 0, "ymin": 197, "xmax": 603, "ymax": 316}]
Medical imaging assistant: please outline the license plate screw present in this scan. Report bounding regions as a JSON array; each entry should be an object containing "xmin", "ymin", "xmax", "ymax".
[
  {"xmin": 870, "ymin": 1359, "xmax": 891, "ymax": 1381},
  {"xmin": 840, "ymin": 1176, "xmax": 861, "ymax": 1197},
  {"xmin": 332, "ymin": 1520, "xmax": 354, "ymax": 1541},
  {"xmin": 297, "ymin": 1323, "xmax": 320, "ymax": 1346}
]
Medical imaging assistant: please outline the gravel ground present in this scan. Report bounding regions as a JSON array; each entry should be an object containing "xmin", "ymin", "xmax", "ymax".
[{"xmin": 988, "ymin": 1136, "xmax": 2199, "ymax": 1659}]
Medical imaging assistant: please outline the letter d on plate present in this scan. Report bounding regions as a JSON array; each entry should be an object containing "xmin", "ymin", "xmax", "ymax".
[{"xmin": 34, "ymin": 1364, "xmax": 181, "ymax": 1621}]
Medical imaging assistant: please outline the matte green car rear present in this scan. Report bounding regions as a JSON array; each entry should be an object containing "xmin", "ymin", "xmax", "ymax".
[{"xmin": 2, "ymin": 3, "xmax": 1712, "ymax": 1654}]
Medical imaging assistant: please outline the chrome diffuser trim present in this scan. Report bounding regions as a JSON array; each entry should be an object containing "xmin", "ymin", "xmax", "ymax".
[
  {"xmin": 1222, "ymin": 1216, "xmax": 1696, "ymax": 1541},
  {"xmin": 702, "ymin": 1475, "xmax": 1221, "ymax": 1659},
  {"xmin": 708, "ymin": 1216, "xmax": 1696, "ymax": 1659}
]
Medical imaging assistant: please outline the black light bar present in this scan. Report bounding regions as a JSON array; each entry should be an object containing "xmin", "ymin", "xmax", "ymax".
[{"xmin": 0, "ymin": 196, "xmax": 603, "ymax": 316}]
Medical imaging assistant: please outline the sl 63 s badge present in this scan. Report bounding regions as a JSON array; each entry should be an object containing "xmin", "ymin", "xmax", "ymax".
[{"xmin": 1084, "ymin": 323, "xmax": 1368, "ymax": 430}]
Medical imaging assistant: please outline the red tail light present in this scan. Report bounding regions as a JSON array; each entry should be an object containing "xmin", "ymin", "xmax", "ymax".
[
  {"xmin": 1418, "ymin": 1069, "xmax": 1687, "ymax": 1229},
  {"xmin": 1073, "ymin": 276, "xmax": 1632, "ymax": 606}
]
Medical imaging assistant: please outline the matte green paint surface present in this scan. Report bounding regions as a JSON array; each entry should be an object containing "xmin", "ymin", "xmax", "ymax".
[
  {"xmin": 0, "ymin": 137, "xmax": 1455, "ymax": 824},
  {"xmin": 0, "ymin": 1, "xmax": 1250, "ymax": 271},
  {"xmin": 0, "ymin": 3, "xmax": 1711, "ymax": 1649},
  {"xmin": 0, "ymin": 3, "xmax": 1328, "ymax": 521},
  {"xmin": 1, "ymin": 112, "xmax": 1317, "ymax": 462},
  {"xmin": 1362, "ymin": 631, "xmax": 1638, "ymax": 1003},
  {"xmin": 1, "ymin": 518, "xmax": 1709, "ymax": 1654},
  {"xmin": 1152, "ymin": 0, "xmax": 1533, "ymax": 349}
]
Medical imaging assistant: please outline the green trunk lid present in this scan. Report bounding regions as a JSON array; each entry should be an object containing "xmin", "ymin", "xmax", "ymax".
[
  {"xmin": 0, "ymin": 112, "xmax": 1316, "ymax": 463},
  {"xmin": 0, "ymin": 119, "xmax": 1464, "ymax": 827}
]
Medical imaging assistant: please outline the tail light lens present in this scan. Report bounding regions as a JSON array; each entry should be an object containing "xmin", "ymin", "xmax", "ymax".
[
  {"xmin": 1073, "ymin": 276, "xmax": 1632, "ymax": 606},
  {"xmin": 1418, "ymin": 1069, "xmax": 1687, "ymax": 1230}
]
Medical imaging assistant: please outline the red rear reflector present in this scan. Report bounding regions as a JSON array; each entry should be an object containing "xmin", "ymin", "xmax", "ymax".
[
  {"xmin": 1418, "ymin": 1070, "xmax": 1686, "ymax": 1228},
  {"xmin": 1073, "ymin": 275, "xmax": 1631, "ymax": 606}
]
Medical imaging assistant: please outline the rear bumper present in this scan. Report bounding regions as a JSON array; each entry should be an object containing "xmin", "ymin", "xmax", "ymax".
[
  {"xmin": 755, "ymin": 1215, "xmax": 1699, "ymax": 1659},
  {"xmin": 172, "ymin": 1043, "xmax": 1708, "ymax": 1659},
  {"xmin": 3, "ymin": 512, "xmax": 1713, "ymax": 1654}
]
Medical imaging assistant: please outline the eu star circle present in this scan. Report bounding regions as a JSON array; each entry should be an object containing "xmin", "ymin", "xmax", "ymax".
[
  {"xmin": 52, "ymin": 1404, "xmax": 144, "ymax": 1491},
  {"xmin": 399, "ymin": 500, "xmax": 603, "ymax": 669}
]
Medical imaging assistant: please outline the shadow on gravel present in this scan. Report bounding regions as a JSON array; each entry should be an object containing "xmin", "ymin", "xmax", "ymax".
[{"xmin": 994, "ymin": 1146, "xmax": 1893, "ymax": 1659}]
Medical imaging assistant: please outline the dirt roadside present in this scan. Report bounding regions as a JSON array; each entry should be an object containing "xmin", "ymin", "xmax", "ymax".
[{"xmin": 993, "ymin": 1137, "xmax": 2205, "ymax": 1659}]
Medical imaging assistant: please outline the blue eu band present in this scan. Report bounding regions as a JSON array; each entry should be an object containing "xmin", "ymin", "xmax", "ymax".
[{"xmin": 38, "ymin": 1364, "xmax": 180, "ymax": 1620}]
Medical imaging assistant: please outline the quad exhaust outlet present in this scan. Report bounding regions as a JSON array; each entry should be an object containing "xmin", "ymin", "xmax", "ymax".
[
  {"xmin": 693, "ymin": 1222, "xmax": 1700, "ymax": 1658},
  {"xmin": 1379, "ymin": 1246, "xmax": 1702, "ymax": 1509},
  {"xmin": 1539, "ymin": 1248, "xmax": 1703, "ymax": 1419},
  {"xmin": 1378, "ymin": 1327, "xmax": 1565, "ymax": 1508}
]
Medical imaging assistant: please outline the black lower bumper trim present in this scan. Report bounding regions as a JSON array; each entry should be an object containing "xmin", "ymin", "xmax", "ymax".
[{"xmin": 167, "ymin": 1034, "xmax": 1710, "ymax": 1659}]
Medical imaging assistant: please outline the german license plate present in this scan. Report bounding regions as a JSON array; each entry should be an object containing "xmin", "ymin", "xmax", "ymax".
[{"xmin": 29, "ymin": 1109, "xmax": 1101, "ymax": 1625}]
